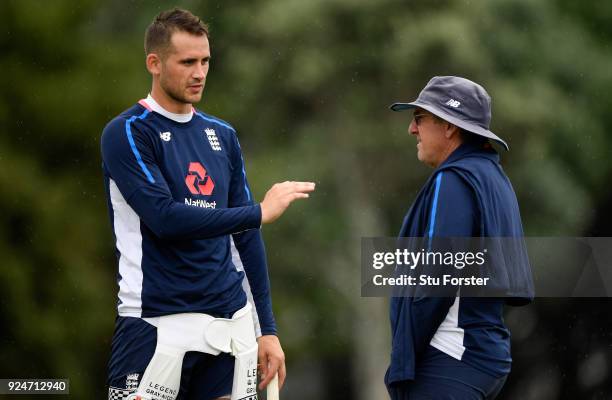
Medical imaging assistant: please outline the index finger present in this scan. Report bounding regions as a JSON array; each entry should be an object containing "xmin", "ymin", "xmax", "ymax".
[{"xmin": 259, "ymin": 357, "xmax": 281, "ymax": 390}]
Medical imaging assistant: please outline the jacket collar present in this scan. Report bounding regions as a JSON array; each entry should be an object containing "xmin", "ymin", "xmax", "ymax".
[{"xmin": 436, "ymin": 141, "xmax": 499, "ymax": 172}]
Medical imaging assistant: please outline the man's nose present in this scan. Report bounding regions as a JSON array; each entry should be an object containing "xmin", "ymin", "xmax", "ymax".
[
  {"xmin": 193, "ymin": 65, "xmax": 205, "ymax": 80},
  {"xmin": 409, "ymin": 120, "xmax": 419, "ymax": 135}
]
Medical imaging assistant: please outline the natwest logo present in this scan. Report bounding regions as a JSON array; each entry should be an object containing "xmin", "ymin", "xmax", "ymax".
[{"xmin": 185, "ymin": 162, "xmax": 215, "ymax": 195}]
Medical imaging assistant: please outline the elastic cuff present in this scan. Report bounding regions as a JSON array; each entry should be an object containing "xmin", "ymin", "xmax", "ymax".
[{"xmin": 259, "ymin": 328, "xmax": 278, "ymax": 337}]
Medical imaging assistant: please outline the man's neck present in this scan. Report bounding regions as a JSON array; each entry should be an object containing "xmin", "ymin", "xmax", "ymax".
[
  {"xmin": 433, "ymin": 140, "xmax": 463, "ymax": 168},
  {"xmin": 145, "ymin": 93, "xmax": 193, "ymax": 123},
  {"xmin": 150, "ymin": 86, "xmax": 192, "ymax": 114}
]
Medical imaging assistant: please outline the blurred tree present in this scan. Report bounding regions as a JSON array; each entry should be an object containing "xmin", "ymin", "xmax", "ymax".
[{"xmin": 0, "ymin": 0, "xmax": 611, "ymax": 398}]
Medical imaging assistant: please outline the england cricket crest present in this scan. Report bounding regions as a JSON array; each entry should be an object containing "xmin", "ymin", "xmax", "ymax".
[
  {"xmin": 205, "ymin": 128, "xmax": 222, "ymax": 151},
  {"xmin": 126, "ymin": 373, "xmax": 140, "ymax": 391}
]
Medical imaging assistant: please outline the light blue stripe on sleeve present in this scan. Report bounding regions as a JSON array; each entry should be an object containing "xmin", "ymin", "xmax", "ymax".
[
  {"xmin": 194, "ymin": 111, "xmax": 236, "ymax": 131},
  {"xmin": 234, "ymin": 137, "xmax": 252, "ymax": 202},
  {"xmin": 194, "ymin": 111, "xmax": 252, "ymax": 201},
  {"xmin": 125, "ymin": 110, "xmax": 155, "ymax": 184},
  {"xmin": 427, "ymin": 172, "xmax": 443, "ymax": 248}
]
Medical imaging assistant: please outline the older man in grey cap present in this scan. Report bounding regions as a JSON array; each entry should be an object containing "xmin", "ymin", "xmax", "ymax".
[{"xmin": 385, "ymin": 76, "xmax": 532, "ymax": 399}]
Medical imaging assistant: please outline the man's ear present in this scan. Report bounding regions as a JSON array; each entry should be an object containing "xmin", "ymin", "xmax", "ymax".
[
  {"xmin": 146, "ymin": 53, "xmax": 162, "ymax": 75},
  {"xmin": 444, "ymin": 123, "xmax": 461, "ymax": 139}
]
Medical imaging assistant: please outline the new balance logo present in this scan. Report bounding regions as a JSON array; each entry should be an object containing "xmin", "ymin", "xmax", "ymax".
[
  {"xmin": 445, "ymin": 99, "xmax": 461, "ymax": 108},
  {"xmin": 205, "ymin": 128, "xmax": 222, "ymax": 151},
  {"xmin": 160, "ymin": 131, "xmax": 172, "ymax": 141}
]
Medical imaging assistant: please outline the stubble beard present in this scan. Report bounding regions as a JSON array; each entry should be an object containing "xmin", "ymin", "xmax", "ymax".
[{"xmin": 160, "ymin": 76, "xmax": 203, "ymax": 107}]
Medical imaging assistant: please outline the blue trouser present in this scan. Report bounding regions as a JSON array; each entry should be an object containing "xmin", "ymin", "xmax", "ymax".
[{"xmin": 386, "ymin": 346, "xmax": 507, "ymax": 400}]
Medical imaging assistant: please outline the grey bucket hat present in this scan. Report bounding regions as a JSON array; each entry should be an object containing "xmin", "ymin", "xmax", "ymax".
[{"xmin": 390, "ymin": 76, "xmax": 509, "ymax": 151}]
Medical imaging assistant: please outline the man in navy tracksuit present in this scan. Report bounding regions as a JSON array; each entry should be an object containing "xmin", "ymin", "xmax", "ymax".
[
  {"xmin": 101, "ymin": 9, "xmax": 314, "ymax": 400},
  {"xmin": 385, "ymin": 76, "xmax": 533, "ymax": 399}
]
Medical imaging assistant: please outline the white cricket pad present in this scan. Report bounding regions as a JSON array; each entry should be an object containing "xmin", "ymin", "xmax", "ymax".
[{"xmin": 127, "ymin": 303, "xmax": 258, "ymax": 400}]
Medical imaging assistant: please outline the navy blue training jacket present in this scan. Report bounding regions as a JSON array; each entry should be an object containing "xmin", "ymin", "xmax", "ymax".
[{"xmin": 386, "ymin": 141, "xmax": 533, "ymax": 385}]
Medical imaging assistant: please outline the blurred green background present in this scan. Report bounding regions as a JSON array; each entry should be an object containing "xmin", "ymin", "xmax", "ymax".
[{"xmin": 1, "ymin": 0, "xmax": 611, "ymax": 398}]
